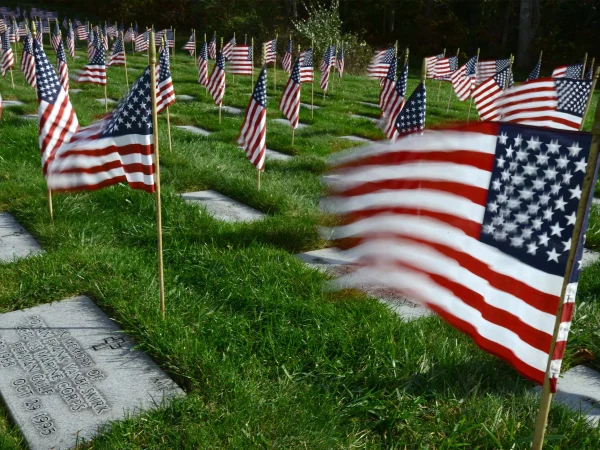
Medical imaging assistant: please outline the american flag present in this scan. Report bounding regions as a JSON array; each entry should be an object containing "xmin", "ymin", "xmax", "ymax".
[
  {"xmin": 367, "ymin": 47, "xmax": 394, "ymax": 79},
  {"xmin": 18, "ymin": 21, "xmax": 27, "ymax": 38},
  {"xmin": 0, "ymin": 19, "xmax": 5, "ymax": 33},
  {"xmin": 207, "ymin": 52, "xmax": 226, "ymax": 106},
  {"xmin": 336, "ymin": 46, "xmax": 344, "ymax": 78},
  {"xmin": 263, "ymin": 38, "xmax": 276, "ymax": 64},
  {"xmin": 166, "ymin": 29, "xmax": 175, "ymax": 48},
  {"xmin": 434, "ymin": 56, "xmax": 458, "ymax": 81},
  {"xmin": 395, "ymin": 82, "xmax": 426, "ymax": 136},
  {"xmin": 208, "ymin": 35, "xmax": 216, "ymax": 59},
  {"xmin": 299, "ymin": 48, "xmax": 313, "ymax": 83},
  {"xmin": 320, "ymin": 45, "xmax": 335, "ymax": 92},
  {"xmin": 1, "ymin": 31, "xmax": 14, "ymax": 77},
  {"xmin": 51, "ymin": 20, "xmax": 61, "ymax": 52},
  {"xmin": 156, "ymin": 43, "xmax": 176, "ymax": 114},
  {"xmin": 238, "ymin": 65, "xmax": 267, "ymax": 171},
  {"xmin": 35, "ymin": 24, "xmax": 43, "ymax": 48},
  {"xmin": 472, "ymin": 66, "xmax": 512, "ymax": 121},
  {"xmin": 8, "ymin": 21, "xmax": 18, "ymax": 43},
  {"xmin": 322, "ymin": 121, "xmax": 596, "ymax": 393},
  {"xmin": 74, "ymin": 32, "xmax": 106, "ymax": 86},
  {"xmin": 87, "ymin": 28, "xmax": 95, "ymax": 61},
  {"xmin": 451, "ymin": 55, "xmax": 477, "ymax": 101},
  {"xmin": 477, "ymin": 59, "xmax": 510, "ymax": 85},
  {"xmin": 182, "ymin": 30, "xmax": 195, "ymax": 55},
  {"xmin": 76, "ymin": 24, "xmax": 87, "ymax": 41},
  {"xmin": 228, "ymin": 44, "xmax": 253, "ymax": 75},
  {"xmin": 102, "ymin": 26, "xmax": 108, "ymax": 51},
  {"xmin": 154, "ymin": 29, "xmax": 164, "ymax": 46},
  {"xmin": 552, "ymin": 64, "xmax": 583, "ymax": 79},
  {"xmin": 47, "ymin": 67, "xmax": 155, "ymax": 193},
  {"xmin": 497, "ymin": 77, "xmax": 592, "ymax": 131},
  {"xmin": 425, "ymin": 53, "xmax": 443, "ymax": 78},
  {"xmin": 56, "ymin": 39, "xmax": 69, "ymax": 93},
  {"xmin": 378, "ymin": 56, "xmax": 397, "ymax": 112},
  {"xmin": 282, "ymin": 38, "xmax": 292, "ymax": 73},
  {"xmin": 124, "ymin": 26, "xmax": 134, "ymax": 43},
  {"xmin": 198, "ymin": 41, "xmax": 208, "ymax": 86},
  {"xmin": 31, "ymin": 37, "xmax": 79, "ymax": 175},
  {"xmin": 379, "ymin": 62, "xmax": 408, "ymax": 141},
  {"xmin": 585, "ymin": 66, "xmax": 594, "ymax": 81},
  {"xmin": 0, "ymin": 92, "xmax": 2, "ymax": 119},
  {"xmin": 66, "ymin": 23, "xmax": 75, "ymax": 57},
  {"xmin": 222, "ymin": 36, "xmax": 235, "ymax": 59},
  {"xmin": 106, "ymin": 24, "xmax": 117, "ymax": 39},
  {"xmin": 108, "ymin": 35, "xmax": 125, "ymax": 66},
  {"xmin": 135, "ymin": 30, "xmax": 148, "ymax": 53},
  {"xmin": 527, "ymin": 59, "xmax": 542, "ymax": 81},
  {"xmin": 21, "ymin": 33, "xmax": 37, "ymax": 88},
  {"xmin": 279, "ymin": 58, "xmax": 301, "ymax": 129}
]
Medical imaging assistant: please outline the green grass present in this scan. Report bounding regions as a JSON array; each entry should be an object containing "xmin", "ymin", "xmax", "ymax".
[{"xmin": 1, "ymin": 41, "xmax": 600, "ymax": 449}]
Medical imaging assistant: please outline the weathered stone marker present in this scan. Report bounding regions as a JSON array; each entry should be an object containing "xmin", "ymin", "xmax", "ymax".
[{"xmin": 0, "ymin": 296, "xmax": 184, "ymax": 449}]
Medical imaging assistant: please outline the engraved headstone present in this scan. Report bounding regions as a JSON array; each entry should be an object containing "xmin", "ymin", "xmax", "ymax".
[
  {"xmin": 0, "ymin": 296, "xmax": 184, "ymax": 450},
  {"xmin": 0, "ymin": 213, "xmax": 43, "ymax": 262},
  {"xmin": 175, "ymin": 125, "xmax": 211, "ymax": 136}
]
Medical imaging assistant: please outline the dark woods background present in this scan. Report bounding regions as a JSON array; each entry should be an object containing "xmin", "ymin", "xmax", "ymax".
[{"xmin": 29, "ymin": 0, "xmax": 600, "ymax": 73}]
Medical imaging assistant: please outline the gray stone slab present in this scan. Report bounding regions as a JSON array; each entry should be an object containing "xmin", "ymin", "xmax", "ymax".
[
  {"xmin": 0, "ymin": 213, "xmax": 43, "ymax": 263},
  {"xmin": 95, "ymin": 98, "xmax": 117, "ymax": 105},
  {"xmin": 175, "ymin": 125, "xmax": 211, "ymax": 136},
  {"xmin": 3, "ymin": 100, "xmax": 25, "ymax": 107},
  {"xmin": 221, "ymin": 105, "xmax": 242, "ymax": 115},
  {"xmin": 297, "ymin": 248, "xmax": 431, "ymax": 321},
  {"xmin": 265, "ymin": 149, "xmax": 293, "ymax": 161},
  {"xmin": 593, "ymin": 197, "xmax": 600, "ymax": 206},
  {"xmin": 181, "ymin": 190, "xmax": 264, "ymax": 223},
  {"xmin": 20, "ymin": 115, "xmax": 37, "ymax": 121},
  {"xmin": 127, "ymin": 67, "xmax": 137, "ymax": 72},
  {"xmin": 300, "ymin": 103, "xmax": 321, "ymax": 110},
  {"xmin": 359, "ymin": 101, "xmax": 380, "ymax": 108},
  {"xmin": 533, "ymin": 365, "xmax": 600, "ymax": 427},
  {"xmin": 177, "ymin": 94, "xmax": 194, "ymax": 101},
  {"xmin": 350, "ymin": 114, "xmax": 378, "ymax": 123},
  {"xmin": 69, "ymin": 89, "xmax": 82, "ymax": 94},
  {"xmin": 340, "ymin": 135, "xmax": 373, "ymax": 143},
  {"xmin": 273, "ymin": 118, "xmax": 308, "ymax": 129},
  {"xmin": 0, "ymin": 296, "xmax": 184, "ymax": 450},
  {"xmin": 582, "ymin": 248, "xmax": 600, "ymax": 269}
]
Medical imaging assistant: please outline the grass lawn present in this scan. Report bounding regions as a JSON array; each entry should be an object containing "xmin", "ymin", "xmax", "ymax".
[{"xmin": 1, "ymin": 40, "xmax": 600, "ymax": 449}]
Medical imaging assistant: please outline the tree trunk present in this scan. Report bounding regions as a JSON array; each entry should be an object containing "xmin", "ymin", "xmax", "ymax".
[
  {"xmin": 285, "ymin": 0, "xmax": 291, "ymax": 23},
  {"xmin": 389, "ymin": 0, "xmax": 395, "ymax": 32},
  {"xmin": 291, "ymin": 0, "xmax": 297, "ymax": 19},
  {"xmin": 425, "ymin": 0, "xmax": 433, "ymax": 18},
  {"xmin": 501, "ymin": 0, "xmax": 513, "ymax": 50},
  {"xmin": 517, "ymin": 0, "xmax": 533, "ymax": 68}
]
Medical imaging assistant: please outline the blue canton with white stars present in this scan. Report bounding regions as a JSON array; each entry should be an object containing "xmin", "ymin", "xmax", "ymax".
[
  {"xmin": 159, "ymin": 46, "xmax": 171, "ymax": 83},
  {"xmin": 215, "ymin": 52, "xmax": 225, "ymax": 70},
  {"xmin": 111, "ymin": 37, "xmax": 124, "ymax": 56},
  {"xmin": 565, "ymin": 64, "xmax": 583, "ymax": 79},
  {"xmin": 199, "ymin": 41, "xmax": 208, "ymax": 60},
  {"xmin": 496, "ymin": 59, "xmax": 510, "ymax": 72},
  {"xmin": 101, "ymin": 67, "xmax": 152, "ymax": 138},
  {"xmin": 586, "ymin": 67, "xmax": 594, "ymax": 81},
  {"xmin": 380, "ymin": 47, "xmax": 395, "ymax": 65},
  {"xmin": 290, "ymin": 58, "xmax": 301, "ymax": 84},
  {"xmin": 395, "ymin": 62, "xmax": 408, "ymax": 97},
  {"xmin": 23, "ymin": 33, "xmax": 34, "ymax": 55},
  {"xmin": 448, "ymin": 56, "xmax": 458, "ymax": 72},
  {"xmin": 395, "ymin": 82, "xmax": 426, "ymax": 135},
  {"xmin": 493, "ymin": 66, "xmax": 513, "ymax": 89},
  {"xmin": 481, "ymin": 124, "xmax": 593, "ymax": 277},
  {"xmin": 286, "ymin": 39, "xmax": 292, "ymax": 53},
  {"xmin": 384, "ymin": 56, "xmax": 397, "ymax": 82},
  {"xmin": 1, "ymin": 31, "xmax": 9, "ymax": 51},
  {"xmin": 301, "ymin": 48, "xmax": 313, "ymax": 68},
  {"xmin": 337, "ymin": 46, "xmax": 344, "ymax": 61},
  {"xmin": 246, "ymin": 45, "xmax": 252, "ymax": 62},
  {"xmin": 57, "ymin": 40, "xmax": 67, "ymax": 63},
  {"xmin": 556, "ymin": 78, "xmax": 592, "ymax": 118},
  {"xmin": 465, "ymin": 56, "xmax": 477, "ymax": 77},
  {"xmin": 252, "ymin": 66, "xmax": 267, "ymax": 107},
  {"xmin": 527, "ymin": 60, "xmax": 541, "ymax": 81},
  {"xmin": 90, "ymin": 39, "xmax": 105, "ymax": 66},
  {"xmin": 32, "ymin": 38, "xmax": 61, "ymax": 103}
]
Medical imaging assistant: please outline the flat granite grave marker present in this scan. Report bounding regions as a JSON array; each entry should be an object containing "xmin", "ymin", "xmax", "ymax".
[
  {"xmin": 359, "ymin": 101, "xmax": 379, "ymax": 108},
  {"xmin": 177, "ymin": 94, "xmax": 194, "ymax": 101},
  {"xmin": 300, "ymin": 103, "xmax": 321, "ymax": 110},
  {"xmin": 20, "ymin": 115, "xmax": 37, "ymax": 121},
  {"xmin": 297, "ymin": 247, "xmax": 431, "ymax": 321},
  {"xmin": 221, "ymin": 106, "xmax": 242, "ymax": 114},
  {"xmin": 0, "ymin": 213, "xmax": 43, "ymax": 263},
  {"xmin": 265, "ymin": 149, "xmax": 293, "ymax": 161},
  {"xmin": 69, "ymin": 89, "xmax": 82, "ymax": 94},
  {"xmin": 3, "ymin": 100, "xmax": 25, "ymax": 107},
  {"xmin": 273, "ymin": 118, "xmax": 308, "ymax": 129},
  {"xmin": 95, "ymin": 99, "xmax": 117, "ymax": 105},
  {"xmin": 181, "ymin": 190, "xmax": 265, "ymax": 223},
  {"xmin": 350, "ymin": 114, "xmax": 378, "ymax": 123},
  {"xmin": 0, "ymin": 296, "xmax": 184, "ymax": 450},
  {"xmin": 340, "ymin": 135, "xmax": 373, "ymax": 143},
  {"xmin": 175, "ymin": 125, "xmax": 211, "ymax": 136}
]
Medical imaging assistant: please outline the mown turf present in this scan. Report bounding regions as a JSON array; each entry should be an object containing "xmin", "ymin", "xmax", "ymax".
[{"xmin": 0, "ymin": 39, "xmax": 600, "ymax": 449}]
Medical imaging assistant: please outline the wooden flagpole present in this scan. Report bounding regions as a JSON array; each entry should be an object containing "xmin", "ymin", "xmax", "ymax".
[
  {"xmin": 274, "ymin": 33, "xmax": 278, "ymax": 93},
  {"xmin": 122, "ymin": 31, "xmax": 130, "ymax": 89},
  {"xmin": 220, "ymin": 36, "xmax": 223, "ymax": 123},
  {"xmin": 104, "ymin": 83, "xmax": 108, "ymax": 113},
  {"xmin": 204, "ymin": 33, "xmax": 208, "ymax": 97},
  {"xmin": 436, "ymin": 47, "xmax": 446, "ymax": 102},
  {"xmin": 172, "ymin": 28, "xmax": 176, "ymax": 61},
  {"xmin": 311, "ymin": 39, "xmax": 314, "ymax": 118},
  {"xmin": 589, "ymin": 57, "xmax": 596, "ymax": 78},
  {"xmin": 579, "ymin": 67, "xmax": 600, "ymax": 131},
  {"xmin": 131, "ymin": 23, "xmax": 134, "ymax": 55},
  {"xmin": 193, "ymin": 29, "xmax": 196, "ymax": 60},
  {"xmin": 232, "ymin": 32, "xmax": 235, "ymax": 84},
  {"xmin": 532, "ymin": 94, "xmax": 600, "ymax": 450},
  {"xmin": 251, "ymin": 37, "xmax": 254, "ymax": 92},
  {"xmin": 162, "ymin": 37, "xmax": 173, "ymax": 153},
  {"xmin": 467, "ymin": 48, "xmax": 480, "ymax": 124},
  {"xmin": 148, "ymin": 30, "xmax": 166, "ymax": 319},
  {"xmin": 9, "ymin": 68, "xmax": 14, "ymax": 89},
  {"xmin": 445, "ymin": 47, "xmax": 460, "ymax": 112},
  {"xmin": 582, "ymin": 52, "xmax": 588, "ymax": 79}
]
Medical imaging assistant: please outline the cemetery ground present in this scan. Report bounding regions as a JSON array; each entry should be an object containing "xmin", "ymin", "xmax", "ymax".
[{"xmin": 0, "ymin": 46, "xmax": 600, "ymax": 449}]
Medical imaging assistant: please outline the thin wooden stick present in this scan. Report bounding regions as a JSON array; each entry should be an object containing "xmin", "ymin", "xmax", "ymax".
[
  {"xmin": 122, "ymin": 32, "xmax": 130, "ymax": 89},
  {"xmin": 589, "ymin": 57, "xmax": 596, "ymax": 78},
  {"xmin": 257, "ymin": 170, "xmax": 261, "ymax": 191},
  {"xmin": 582, "ymin": 52, "xmax": 588, "ymax": 79},
  {"xmin": 532, "ymin": 94, "xmax": 600, "ymax": 450},
  {"xmin": 251, "ymin": 37, "xmax": 254, "ymax": 93},
  {"xmin": 436, "ymin": 47, "xmax": 446, "ymax": 102},
  {"xmin": 311, "ymin": 40, "xmax": 314, "ymax": 118},
  {"xmin": 166, "ymin": 106, "xmax": 172, "ymax": 152},
  {"xmin": 172, "ymin": 28, "xmax": 176, "ymax": 61},
  {"xmin": 292, "ymin": 127, "xmax": 295, "ymax": 146},
  {"xmin": 274, "ymin": 33, "xmax": 278, "ymax": 93},
  {"xmin": 47, "ymin": 188, "xmax": 53, "ymax": 221},
  {"xmin": 9, "ymin": 68, "xmax": 14, "ymax": 89},
  {"xmin": 219, "ymin": 104, "xmax": 222, "ymax": 123},
  {"xmin": 149, "ymin": 31, "xmax": 166, "ymax": 319},
  {"xmin": 467, "ymin": 48, "xmax": 480, "ymax": 124},
  {"xmin": 579, "ymin": 67, "xmax": 600, "ymax": 131},
  {"xmin": 104, "ymin": 83, "xmax": 108, "ymax": 113}
]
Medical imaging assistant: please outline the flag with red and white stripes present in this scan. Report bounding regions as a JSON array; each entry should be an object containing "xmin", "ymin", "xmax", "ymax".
[
  {"xmin": 552, "ymin": 64, "xmax": 583, "ymax": 79},
  {"xmin": 379, "ymin": 62, "xmax": 408, "ymax": 141},
  {"xmin": 108, "ymin": 35, "xmax": 125, "ymax": 66},
  {"xmin": 298, "ymin": 48, "xmax": 313, "ymax": 83},
  {"xmin": 282, "ymin": 38, "xmax": 292, "ymax": 73},
  {"xmin": 74, "ymin": 33, "xmax": 106, "ymax": 86},
  {"xmin": 367, "ymin": 48, "xmax": 394, "ymax": 79},
  {"xmin": 208, "ymin": 35, "xmax": 216, "ymax": 59},
  {"xmin": 51, "ymin": 20, "xmax": 61, "ymax": 53},
  {"xmin": 207, "ymin": 52, "xmax": 226, "ymax": 106},
  {"xmin": 182, "ymin": 30, "xmax": 195, "ymax": 55},
  {"xmin": 76, "ymin": 24, "xmax": 87, "ymax": 41},
  {"xmin": 434, "ymin": 56, "xmax": 458, "ymax": 81},
  {"xmin": 279, "ymin": 58, "xmax": 301, "ymax": 129},
  {"xmin": 451, "ymin": 55, "xmax": 477, "ymax": 101},
  {"xmin": 323, "ymin": 121, "xmax": 597, "ymax": 393},
  {"xmin": 425, "ymin": 53, "xmax": 443, "ymax": 78},
  {"xmin": 263, "ymin": 38, "xmax": 276, "ymax": 64},
  {"xmin": 472, "ymin": 66, "xmax": 512, "ymax": 121},
  {"xmin": 477, "ymin": 59, "xmax": 510, "ymax": 85},
  {"xmin": 320, "ymin": 45, "xmax": 335, "ymax": 92},
  {"xmin": 47, "ymin": 67, "xmax": 155, "ymax": 193},
  {"xmin": 336, "ymin": 46, "xmax": 344, "ymax": 78},
  {"xmin": 222, "ymin": 37, "xmax": 235, "ymax": 59},
  {"xmin": 56, "ymin": 39, "xmax": 69, "ymax": 93},
  {"xmin": 31, "ymin": 37, "xmax": 79, "ymax": 175},
  {"xmin": 228, "ymin": 44, "xmax": 253, "ymax": 75},
  {"xmin": 497, "ymin": 77, "xmax": 592, "ymax": 131},
  {"xmin": 378, "ymin": 56, "xmax": 397, "ymax": 112},
  {"xmin": 66, "ymin": 23, "xmax": 75, "ymax": 57},
  {"xmin": 238, "ymin": 65, "xmax": 267, "ymax": 171},
  {"xmin": 21, "ymin": 33, "xmax": 37, "ymax": 89},
  {"xmin": 198, "ymin": 41, "xmax": 208, "ymax": 86},
  {"xmin": 135, "ymin": 30, "xmax": 148, "ymax": 53},
  {"xmin": 156, "ymin": 43, "xmax": 175, "ymax": 114},
  {"xmin": 1, "ymin": 31, "xmax": 14, "ymax": 77}
]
